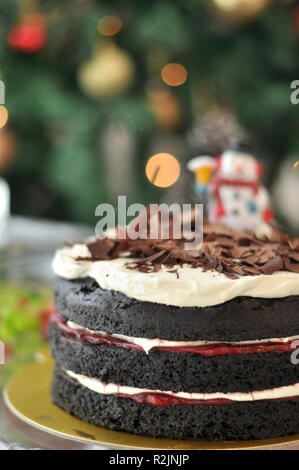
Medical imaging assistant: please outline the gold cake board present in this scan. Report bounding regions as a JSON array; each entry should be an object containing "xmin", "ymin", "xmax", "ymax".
[{"xmin": 4, "ymin": 347, "xmax": 299, "ymax": 450}]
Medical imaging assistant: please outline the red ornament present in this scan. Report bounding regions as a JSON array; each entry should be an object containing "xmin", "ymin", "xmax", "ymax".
[
  {"xmin": 7, "ymin": 14, "xmax": 47, "ymax": 53},
  {"xmin": 292, "ymin": 6, "xmax": 299, "ymax": 33}
]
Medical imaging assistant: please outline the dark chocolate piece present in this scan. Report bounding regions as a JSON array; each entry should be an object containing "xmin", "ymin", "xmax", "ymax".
[
  {"xmin": 54, "ymin": 276, "xmax": 299, "ymax": 342},
  {"xmin": 76, "ymin": 210, "xmax": 299, "ymax": 278}
]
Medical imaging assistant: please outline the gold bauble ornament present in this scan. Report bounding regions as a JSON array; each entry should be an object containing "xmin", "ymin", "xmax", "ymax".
[
  {"xmin": 210, "ymin": 0, "xmax": 271, "ymax": 23},
  {"xmin": 78, "ymin": 41, "xmax": 135, "ymax": 98}
]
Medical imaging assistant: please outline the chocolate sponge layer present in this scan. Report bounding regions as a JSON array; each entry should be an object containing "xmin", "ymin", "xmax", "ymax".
[
  {"xmin": 52, "ymin": 366, "xmax": 299, "ymax": 441},
  {"xmin": 54, "ymin": 276, "xmax": 299, "ymax": 342},
  {"xmin": 50, "ymin": 322, "xmax": 299, "ymax": 394}
]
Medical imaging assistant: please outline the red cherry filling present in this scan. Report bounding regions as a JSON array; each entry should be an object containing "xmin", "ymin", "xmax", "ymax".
[{"xmin": 51, "ymin": 313, "xmax": 295, "ymax": 357}]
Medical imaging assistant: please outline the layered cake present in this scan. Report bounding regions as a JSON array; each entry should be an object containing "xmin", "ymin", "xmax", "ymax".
[{"xmin": 50, "ymin": 217, "xmax": 299, "ymax": 441}]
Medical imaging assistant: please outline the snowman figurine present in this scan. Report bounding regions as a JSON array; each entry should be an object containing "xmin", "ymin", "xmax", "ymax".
[{"xmin": 188, "ymin": 150, "xmax": 274, "ymax": 236}]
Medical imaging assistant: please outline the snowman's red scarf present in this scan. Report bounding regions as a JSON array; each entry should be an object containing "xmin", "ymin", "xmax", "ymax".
[{"xmin": 211, "ymin": 177, "xmax": 260, "ymax": 218}]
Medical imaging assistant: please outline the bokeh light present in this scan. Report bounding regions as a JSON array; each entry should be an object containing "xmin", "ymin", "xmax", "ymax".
[
  {"xmin": 97, "ymin": 16, "xmax": 122, "ymax": 36},
  {"xmin": 146, "ymin": 153, "xmax": 181, "ymax": 188},
  {"xmin": 211, "ymin": 0, "xmax": 270, "ymax": 21},
  {"xmin": 161, "ymin": 63, "xmax": 187, "ymax": 87},
  {"xmin": 213, "ymin": 0, "xmax": 242, "ymax": 11},
  {"xmin": 0, "ymin": 106, "xmax": 8, "ymax": 128}
]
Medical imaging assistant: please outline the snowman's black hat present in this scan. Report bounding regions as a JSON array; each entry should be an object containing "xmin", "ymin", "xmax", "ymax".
[{"xmin": 229, "ymin": 136, "xmax": 252, "ymax": 153}]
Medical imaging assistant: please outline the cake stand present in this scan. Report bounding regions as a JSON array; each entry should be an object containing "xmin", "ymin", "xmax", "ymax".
[{"xmin": 3, "ymin": 348, "xmax": 299, "ymax": 450}]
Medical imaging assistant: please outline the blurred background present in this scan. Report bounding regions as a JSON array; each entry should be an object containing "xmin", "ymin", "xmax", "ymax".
[{"xmin": 0, "ymin": 0, "xmax": 299, "ymax": 232}]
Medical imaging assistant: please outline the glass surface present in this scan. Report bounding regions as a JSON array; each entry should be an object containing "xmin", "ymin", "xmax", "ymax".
[{"xmin": 0, "ymin": 216, "xmax": 102, "ymax": 449}]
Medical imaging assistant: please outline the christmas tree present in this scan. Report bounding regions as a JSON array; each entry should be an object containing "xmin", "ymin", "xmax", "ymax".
[{"xmin": 0, "ymin": 0, "xmax": 299, "ymax": 228}]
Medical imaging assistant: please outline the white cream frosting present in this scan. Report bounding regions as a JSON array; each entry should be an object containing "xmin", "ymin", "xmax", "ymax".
[
  {"xmin": 67, "ymin": 320, "xmax": 299, "ymax": 354},
  {"xmin": 52, "ymin": 244, "xmax": 299, "ymax": 308},
  {"xmin": 66, "ymin": 369, "xmax": 299, "ymax": 402}
]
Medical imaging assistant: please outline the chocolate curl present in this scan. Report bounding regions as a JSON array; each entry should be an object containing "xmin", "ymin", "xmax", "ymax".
[{"xmin": 76, "ymin": 211, "xmax": 299, "ymax": 278}]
